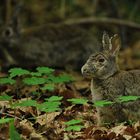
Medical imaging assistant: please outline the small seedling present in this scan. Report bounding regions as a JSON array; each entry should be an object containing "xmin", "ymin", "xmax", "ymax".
[
  {"xmin": 117, "ymin": 96, "xmax": 140, "ymax": 102},
  {"xmin": 67, "ymin": 98, "xmax": 88, "ymax": 105},
  {"xmin": 0, "ymin": 118, "xmax": 21, "ymax": 140},
  {"xmin": 94, "ymin": 100, "xmax": 114, "ymax": 107},
  {"xmin": 0, "ymin": 77, "xmax": 16, "ymax": 85},
  {"xmin": 65, "ymin": 119, "xmax": 84, "ymax": 131},
  {"xmin": 9, "ymin": 68, "xmax": 30, "ymax": 78}
]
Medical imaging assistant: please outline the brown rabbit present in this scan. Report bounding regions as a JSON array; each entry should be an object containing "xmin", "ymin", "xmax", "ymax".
[
  {"xmin": 81, "ymin": 32, "xmax": 140, "ymax": 125},
  {"xmin": 0, "ymin": 4, "xmax": 99, "ymax": 69}
]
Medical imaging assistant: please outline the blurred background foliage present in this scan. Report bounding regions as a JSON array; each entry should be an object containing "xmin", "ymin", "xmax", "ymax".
[{"xmin": 0, "ymin": 0, "xmax": 140, "ymax": 69}]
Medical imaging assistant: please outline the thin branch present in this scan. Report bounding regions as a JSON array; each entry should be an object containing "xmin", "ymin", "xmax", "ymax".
[
  {"xmin": 0, "ymin": 112, "xmax": 23, "ymax": 121},
  {"xmin": 63, "ymin": 17, "xmax": 140, "ymax": 29}
]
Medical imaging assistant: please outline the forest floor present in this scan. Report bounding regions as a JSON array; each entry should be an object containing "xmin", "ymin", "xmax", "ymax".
[{"xmin": 0, "ymin": 45, "xmax": 140, "ymax": 140}]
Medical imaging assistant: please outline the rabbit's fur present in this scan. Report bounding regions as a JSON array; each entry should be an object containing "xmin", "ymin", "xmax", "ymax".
[
  {"xmin": 81, "ymin": 32, "xmax": 140, "ymax": 125},
  {"xmin": 0, "ymin": 6, "xmax": 99, "ymax": 69}
]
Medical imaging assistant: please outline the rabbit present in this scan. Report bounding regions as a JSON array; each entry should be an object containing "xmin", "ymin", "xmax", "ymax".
[
  {"xmin": 81, "ymin": 32, "xmax": 140, "ymax": 125},
  {"xmin": 0, "ymin": 3, "xmax": 100, "ymax": 70}
]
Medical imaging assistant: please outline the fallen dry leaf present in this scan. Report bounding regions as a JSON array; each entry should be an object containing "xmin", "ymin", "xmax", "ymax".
[
  {"xmin": 18, "ymin": 119, "xmax": 35, "ymax": 137},
  {"xmin": 36, "ymin": 112, "xmax": 61, "ymax": 126}
]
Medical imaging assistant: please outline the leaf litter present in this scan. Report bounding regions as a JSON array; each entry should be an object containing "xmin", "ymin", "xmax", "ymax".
[{"xmin": 0, "ymin": 69, "xmax": 140, "ymax": 140}]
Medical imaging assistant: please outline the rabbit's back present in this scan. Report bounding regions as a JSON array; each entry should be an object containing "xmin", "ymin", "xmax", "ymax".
[
  {"xmin": 91, "ymin": 70, "xmax": 140, "ymax": 101},
  {"xmin": 124, "ymin": 70, "xmax": 140, "ymax": 95}
]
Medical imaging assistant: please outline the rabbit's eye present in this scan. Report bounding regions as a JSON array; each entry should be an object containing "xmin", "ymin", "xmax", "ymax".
[{"xmin": 98, "ymin": 58, "xmax": 105, "ymax": 63}]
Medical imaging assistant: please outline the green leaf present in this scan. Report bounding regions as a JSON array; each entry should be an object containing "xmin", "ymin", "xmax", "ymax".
[
  {"xmin": 45, "ymin": 96, "xmax": 63, "ymax": 102},
  {"xmin": 37, "ymin": 101, "xmax": 61, "ymax": 112},
  {"xmin": 42, "ymin": 107, "xmax": 61, "ymax": 112},
  {"xmin": 23, "ymin": 77, "xmax": 46, "ymax": 85},
  {"xmin": 57, "ymin": 74, "xmax": 73, "ymax": 83},
  {"xmin": 40, "ymin": 84, "xmax": 55, "ymax": 91},
  {"xmin": 65, "ymin": 125, "xmax": 84, "ymax": 131},
  {"xmin": 94, "ymin": 100, "xmax": 114, "ymax": 107},
  {"xmin": 12, "ymin": 100, "xmax": 37, "ymax": 108},
  {"xmin": 65, "ymin": 119, "xmax": 82, "ymax": 126},
  {"xmin": 31, "ymin": 91, "xmax": 41, "ymax": 95},
  {"xmin": 30, "ymin": 72, "xmax": 42, "ymax": 77},
  {"xmin": 9, "ymin": 68, "xmax": 30, "ymax": 78},
  {"xmin": 47, "ymin": 74, "xmax": 73, "ymax": 83},
  {"xmin": 67, "ymin": 98, "xmax": 88, "ymax": 105},
  {"xmin": 0, "ymin": 118, "xmax": 14, "ymax": 124},
  {"xmin": 118, "ymin": 96, "xmax": 140, "ymax": 102},
  {"xmin": 36, "ymin": 67, "xmax": 54, "ymax": 74},
  {"xmin": 0, "ymin": 77, "xmax": 16, "ymax": 85},
  {"xmin": 10, "ymin": 121, "xmax": 21, "ymax": 140},
  {"xmin": 0, "ymin": 95, "xmax": 12, "ymax": 101}
]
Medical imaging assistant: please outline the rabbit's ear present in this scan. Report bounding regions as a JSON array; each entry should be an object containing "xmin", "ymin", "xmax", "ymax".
[
  {"xmin": 7, "ymin": 2, "xmax": 22, "ymax": 35},
  {"xmin": 110, "ymin": 34, "xmax": 121, "ymax": 56},
  {"xmin": 102, "ymin": 31, "xmax": 112, "ymax": 50}
]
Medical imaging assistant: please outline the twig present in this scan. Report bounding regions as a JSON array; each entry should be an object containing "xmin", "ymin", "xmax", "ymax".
[
  {"xmin": 63, "ymin": 17, "xmax": 140, "ymax": 29},
  {"xmin": 0, "ymin": 112, "xmax": 23, "ymax": 121}
]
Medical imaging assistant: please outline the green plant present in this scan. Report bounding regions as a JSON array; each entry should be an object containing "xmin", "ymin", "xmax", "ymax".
[
  {"xmin": 37, "ymin": 96, "xmax": 63, "ymax": 112},
  {"xmin": 0, "ymin": 95, "xmax": 12, "ymax": 101},
  {"xmin": 65, "ymin": 119, "xmax": 84, "ymax": 131},
  {"xmin": 12, "ymin": 99, "xmax": 37, "ymax": 108},
  {"xmin": 36, "ymin": 66, "xmax": 54, "ymax": 74},
  {"xmin": 23, "ymin": 77, "xmax": 46, "ymax": 85},
  {"xmin": 117, "ymin": 96, "xmax": 140, "ymax": 102},
  {"xmin": 67, "ymin": 98, "xmax": 88, "ymax": 105},
  {"xmin": 0, "ymin": 77, "xmax": 16, "ymax": 85},
  {"xmin": 94, "ymin": 100, "xmax": 114, "ymax": 107},
  {"xmin": 11, "ymin": 96, "xmax": 63, "ymax": 113},
  {"xmin": 9, "ymin": 121, "xmax": 21, "ymax": 140},
  {"xmin": 0, "ymin": 118, "xmax": 14, "ymax": 124},
  {"xmin": 0, "ymin": 67, "xmax": 73, "ymax": 91},
  {"xmin": 40, "ymin": 84, "xmax": 55, "ymax": 91},
  {"xmin": 0, "ymin": 118, "xmax": 21, "ymax": 140},
  {"xmin": 9, "ymin": 68, "xmax": 30, "ymax": 78},
  {"xmin": 1, "ymin": 66, "xmax": 140, "ymax": 135}
]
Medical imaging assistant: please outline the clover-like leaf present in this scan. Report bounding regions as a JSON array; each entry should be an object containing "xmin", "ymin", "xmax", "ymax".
[
  {"xmin": 65, "ymin": 119, "xmax": 83, "ymax": 126},
  {"xmin": 9, "ymin": 68, "xmax": 30, "ymax": 78},
  {"xmin": 67, "ymin": 98, "xmax": 88, "ymax": 105},
  {"xmin": 23, "ymin": 77, "xmax": 46, "ymax": 85},
  {"xmin": 94, "ymin": 100, "xmax": 114, "ymax": 107},
  {"xmin": 36, "ymin": 67, "xmax": 54, "ymax": 74},
  {"xmin": 47, "ymin": 74, "xmax": 73, "ymax": 83},
  {"xmin": 0, "ymin": 77, "xmax": 16, "ymax": 85},
  {"xmin": 40, "ymin": 84, "xmax": 55, "ymax": 91},
  {"xmin": 45, "ymin": 96, "xmax": 63, "ymax": 102},
  {"xmin": 37, "ymin": 101, "xmax": 61, "ymax": 112},
  {"xmin": 65, "ymin": 125, "xmax": 84, "ymax": 131},
  {"xmin": 118, "ymin": 96, "xmax": 140, "ymax": 102},
  {"xmin": 30, "ymin": 72, "xmax": 42, "ymax": 77},
  {"xmin": 0, "ymin": 95, "xmax": 12, "ymax": 101},
  {"xmin": 0, "ymin": 118, "xmax": 14, "ymax": 124},
  {"xmin": 12, "ymin": 100, "xmax": 37, "ymax": 108}
]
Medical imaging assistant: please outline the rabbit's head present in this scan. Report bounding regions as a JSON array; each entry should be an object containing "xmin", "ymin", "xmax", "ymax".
[
  {"xmin": 0, "ymin": 3, "xmax": 21, "ymax": 49},
  {"xmin": 81, "ymin": 32, "xmax": 121, "ymax": 79}
]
